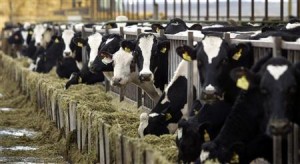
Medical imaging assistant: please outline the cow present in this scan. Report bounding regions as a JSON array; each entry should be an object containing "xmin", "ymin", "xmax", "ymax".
[
  {"xmin": 200, "ymin": 57, "xmax": 299, "ymax": 164},
  {"xmin": 65, "ymin": 33, "xmax": 122, "ymax": 89},
  {"xmin": 151, "ymin": 18, "xmax": 202, "ymax": 34},
  {"xmin": 111, "ymin": 33, "xmax": 170, "ymax": 98},
  {"xmin": 138, "ymin": 35, "xmax": 255, "ymax": 138},
  {"xmin": 176, "ymin": 100, "xmax": 232, "ymax": 163},
  {"xmin": 176, "ymin": 35, "xmax": 254, "ymax": 104}
]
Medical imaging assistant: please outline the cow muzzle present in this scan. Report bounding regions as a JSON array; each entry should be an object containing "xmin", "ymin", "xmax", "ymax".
[
  {"xmin": 111, "ymin": 77, "xmax": 122, "ymax": 86},
  {"xmin": 201, "ymin": 90, "xmax": 224, "ymax": 103},
  {"xmin": 64, "ymin": 52, "xmax": 71, "ymax": 57},
  {"xmin": 139, "ymin": 73, "xmax": 152, "ymax": 82},
  {"xmin": 269, "ymin": 119, "xmax": 292, "ymax": 136}
]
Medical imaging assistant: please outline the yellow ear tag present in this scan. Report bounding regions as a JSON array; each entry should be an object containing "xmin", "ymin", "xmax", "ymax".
[
  {"xmin": 204, "ymin": 129, "xmax": 210, "ymax": 142},
  {"xmin": 232, "ymin": 49, "xmax": 242, "ymax": 60},
  {"xmin": 124, "ymin": 47, "xmax": 131, "ymax": 53},
  {"xmin": 77, "ymin": 42, "xmax": 83, "ymax": 47},
  {"xmin": 165, "ymin": 113, "xmax": 172, "ymax": 121},
  {"xmin": 29, "ymin": 31, "xmax": 33, "ymax": 35},
  {"xmin": 160, "ymin": 47, "xmax": 167, "ymax": 54},
  {"xmin": 156, "ymin": 27, "xmax": 160, "ymax": 33},
  {"xmin": 183, "ymin": 51, "xmax": 192, "ymax": 61},
  {"xmin": 236, "ymin": 75, "xmax": 249, "ymax": 90},
  {"xmin": 230, "ymin": 152, "xmax": 239, "ymax": 163},
  {"xmin": 55, "ymin": 38, "xmax": 59, "ymax": 43},
  {"xmin": 193, "ymin": 109, "xmax": 199, "ymax": 115}
]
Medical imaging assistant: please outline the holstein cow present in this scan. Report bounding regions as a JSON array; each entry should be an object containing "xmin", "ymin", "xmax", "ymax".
[
  {"xmin": 138, "ymin": 35, "xmax": 255, "ymax": 137},
  {"xmin": 200, "ymin": 57, "xmax": 300, "ymax": 163},
  {"xmin": 151, "ymin": 18, "xmax": 202, "ymax": 34},
  {"xmin": 176, "ymin": 53, "xmax": 273, "ymax": 163},
  {"xmin": 111, "ymin": 33, "xmax": 170, "ymax": 101},
  {"xmin": 65, "ymin": 33, "xmax": 122, "ymax": 89}
]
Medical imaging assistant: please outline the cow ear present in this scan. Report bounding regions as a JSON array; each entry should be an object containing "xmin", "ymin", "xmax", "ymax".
[
  {"xmin": 189, "ymin": 24, "xmax": 202, "ymax": 31},
  {"xmin": 121, "ymin": 40, "xmax": 136, "ymax": 53},
  {"xmin": 151, "ymin": 24, "xmax": 165, "ymax": 33},
  {"xmin": 73, "ymin": 37, "xmax": 87, "ymax": 48},
  {"xmin": 230, "ymin": 67, "xmax": 259, "ymax": 91},
  {"xmin": 157, "ymin": 40, "xmax": 170, "ymax": 54},
  {"xmin": 230, "ymin": 43, "xmax": 253, "ymax": 62},
  {"xmin": 176, "ymin": 45, "xmax": 196, "ymax": 61},
  {"xmin": 198, "ymin": 122, "xmax": 212, "ymax": 142}
]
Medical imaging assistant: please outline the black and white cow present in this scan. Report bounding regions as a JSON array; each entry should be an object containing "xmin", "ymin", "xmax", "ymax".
[
  {"xmin": 176, "ymin": 35, "xmax": 254, "ymax": 104},
  {"xmin": 111, "ymin": 33, "xmax": 170, "ymax": 100},
  {"xmin": 200, "ymin": 57, "xmax": 300, "ymax": 163},
  {"xmin": 151, "ymin": 18, "xmax": 202, "ymax": 34},
  {"xmin": 65, "ymin": 33, "xmax": 122, "ymax": 89}
]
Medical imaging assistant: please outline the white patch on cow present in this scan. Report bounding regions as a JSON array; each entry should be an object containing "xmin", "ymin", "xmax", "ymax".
[
  {"xmin": 138, "ymin": 113, "xmax": 149, "ymax": 138},
  {"xmin": 266, "ymin": 65, "xmax": 288, "ymax": 80},
  {"xmin": 21, "ymin": 31, "xmax": 29, "ymax": 46},
  {"xmin": 33, "ymin": 24, "xmax": 46, "ymax": 46},
  {"xmin": 105, "ymin": 38, "xmax": 114, "ymax": 45},
  {"xmin": 28, "ymin": 63, "xmax": 36, "ymax": 71},
  {"xmin": 200, "ymin": 150, "xmax": 210, "ymax": 162},
  {"xmin": 23, "ymin": 22, "xmax": 31, "ymax": 30},
  {"xmin": 35, "ymin": 56, "xmax": 41, "ymax": 66},
  {"xmin": 138, "ymin": 35, "xmax": 155, "ymax": 77},
  {"xmin": 62, "ymin": 29, "xmax": 75, "ymax": 57},
  {"xmin": 102, "ymin": 57, "xmax": 113, "ymax": 65},
  {"xmin": 149, "ymin": 113, "xmax": 159, "ymax": 117},
  {"xmin": 296, "ymin": 38, "xmax": 300, "ymax": 43},
  {"xmin": 177, "ymin": 128, "xmax": 183, "ymax": 140},
  {"xmin": 181, "ymin": 103, "xmax": 189, "ymax": 120},
  {"xmin": 205, "ymin": 84, "xmax": 215, "ymax": 91},
  {"xmin": 167, "ymin": 123, "xmax": 178, "ymax": 134},
  {"xmin": 112, "ymin": 47, "xmax": 133, "ymax": 85},
  {"xmin": 87, "ymin": 33, "xmax": 103, "ymax": 67},
  {"xmin": 171, "ymin": 22, "xmax": 179, "ymax": 26},
  {"xmin": 202, "ymin": 36, "xmax": 223, "ymax": 64},
  {"xmin": 161, "ymin": 96, "xmax": 170, "ymax": 104},
  {"xmin": 286, "ymin": 22, "xmax": 300, "ymax": 29}
]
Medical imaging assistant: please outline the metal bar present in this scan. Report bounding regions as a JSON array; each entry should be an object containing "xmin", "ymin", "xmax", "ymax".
[
  {"xmin": 238, "ymin": 0, "xmax": 242, "ymax": 21},
  {"xmin": 197, "ymin": 0, "xmax": 200, "ymax": 20},
  {"xmin": 132, "ymin": 1, "xmax": 134, "ymax": 19},
  {"xmin": 206, "ymin": 0, "xmax": 209, "ymax": 20},
  {"xmin": 180, "ymin": 0, "xmax": 183, "ymax": 19},
  {"xmin": 187, "ymin": 32, "xmax": 194, "ymax": 118},
  {"xmin": 273, "ymin": 135, "xmax": 282, "ymax": 164},
  {"xmin": 280, "ymin": 0, "xmax": 284, "ymax": 21},
  {"xmin": 216, "ymin": 0, "xmax": 219, "ymax": 21},
  {"xmin": 298, "ymin": 0, "xmax": 300, "ymax": 18},
  {"xmin": 144, "ymin": 0, "xmax": 146, "ymax": 20},
  {"xmin": 273, "ymin": 37, "xmax": 282, "ymax": 57},
  {"xmin": 137, "ymin": 0, "xmax": 139, "ymax": 20},
  {"xmin": 227, "ymin": 0, "xmax": 230, "ymax": 20},
  {"xmin": 165, "ymin": 0, "xmax": 168, "ymax": 19},
  {"xmin": 188, "ymin": 0, "xmax": 191, "ymax": 20},
  {"xmin": 265, "ymin": 0, "xmax": 268, "ymax": 21},
  {"xmin": 81, "ymin": 26, "xmax": 88, "ymax": 67},
  {"xmin": 127, "ymin": 0, "xmax": 130, "ymax": 18},
  {"xmin": 173, "ymin": 0, "xmax": 176, "ymax": 18},
  {"xmin": 251, "ymin": 0, "xmax": 255, "ymax": 21},
  {"xmin": 288, "ymin": 128, "xmax": 293, "ymax": 164}
]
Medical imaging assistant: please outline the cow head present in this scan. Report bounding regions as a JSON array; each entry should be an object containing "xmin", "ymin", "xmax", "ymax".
[
  {"xmin": 89, "ymin": 34, "xmax": 122, "ymax": 73},
  {"xmin": 33, "ymin": 24, "xmax": 51, "ymax": 48},
  {"xmin": 176, "ymin": 35, "xmax": 253, "ymax": 103},
  {"xmin": 111, "ymin": 40, "xmax": 136, "ymax": 86},
  {"xmin": 62, "ymin": 29, "xmax": 75, "ymax": 58},
  {"xmin": 231, "ymin": 57, "xmax": 297, "ymax": 136},
  {"xmin": 7, "ymin": 30, "xmax": 24, "ymax": 45}
]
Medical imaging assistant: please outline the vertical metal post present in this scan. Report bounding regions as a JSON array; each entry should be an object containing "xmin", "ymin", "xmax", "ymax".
[
  {"xmin": 265, "ymin": 0, "xmax": 269, "ymax": 21},
  {"xmin": 197, "ymin": 0, "xmax": 200, "ymax": 20},
  {"xmin": 273, "ymin": 37, "xmax": 282, "ymax": 58},
  {"xmin": 132, "ymin": 1, "xmax": 134, "ymax": 19},
  {"xmin": 288, "ymin": 129, "xmax": 293, "ymax": 164},
  {"xmin": 298, "ymin": 0, "xmax": 300, "ymax": 18},
  {"xmin": 238, "ymin": 0, "xmax": 242, "ymax": 21},
  {"xmin": 136, "ymin": 0, "xmax": 139, "ymax": 20},
  {"xmin": 137, "ymin": 28, "xmax": 143, "ymax": 108},
  {"xmin": 293, "ymin": 125, "xmax": 299, "ymax": 163},
  {"xmin": 173, "ymin": 0, "xmax": 176, "ymax": 18},
  {"xmin": 216, "ymin": 0, "xmax": 219, "ymax": 21},
  {"xmin": 251, "ymin": 0, "xmax": 255, "ymax": 21},
  {"xmin": 187, "ymin": 32, "xmax": 194, "ymax": 117},
  {"xmin": 144, "ymin": 0, "xmax": 146, "ymax": 20},
  {"xmin": 280, "ymin": 0, "xmax": 284, "ymax": 21},
  {"xmin": 127, "ymin": 0, "xmax": 130, "ymax": 18},
  {"xmin": 206, "ymin": 0, "xmax": 209, "ymax": 20},
  {"xmin": 288, "ymin": 0, "xmax": 292, "ymax": 16},
  {"xmin": 81, "ymin": 26, "xmax": 88, "ymax": 67},
  {"xmin": 227, "ymin": 0, "xmax": 230, "ymax": 20},
  {"xmin": 188, "ymin": 0, "xmax": 191, "ymax": 20},
  {"xmin": 180, "ymin": 0, "xmax": 183, "ymax": 19},
  {"xmin": 273, "ymin": 135, "xmax": 282, "ymax": 164},
  {"xmin": 165, "ymin": 0, "xmax": 168, "ymax": 19}
]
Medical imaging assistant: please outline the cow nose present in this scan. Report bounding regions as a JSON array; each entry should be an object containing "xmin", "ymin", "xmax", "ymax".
[
  {"xmin": 36, "ymin": 43, "xmax": 41, "ymax": 47},
  {"xmin": 201, "ymin": 85, "xmax": 217, "ymax": 101},
  {"xmin": 112, "ymin": 78, "xmax": 122, "ymax": 86},
  {"xmin": 65, "ymin": 52, "xmax": 71, "ymax": 57},
  {"xmin": 269, "ymin": 119, "xmax": 292, "ymax": 135},
  {"xmin": 139, "ymin": 73, "xmax": 152, "ymax": 81}
]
